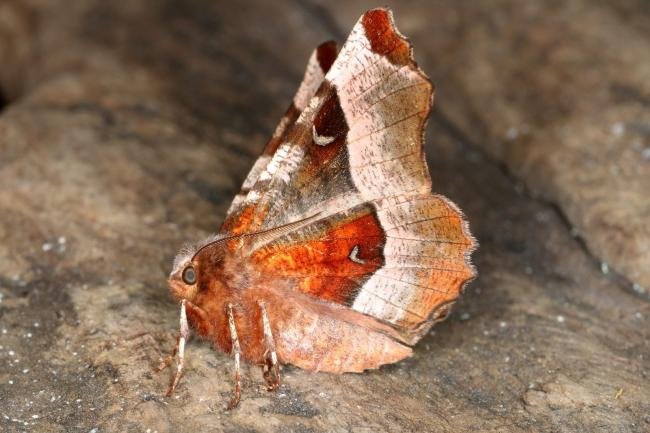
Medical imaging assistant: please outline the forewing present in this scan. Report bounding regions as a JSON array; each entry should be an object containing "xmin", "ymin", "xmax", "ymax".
[
  {"xmin": 230, "ymin": 8, "xmax": 476, "ymax": 344},
  {"xmin": 249, "ymin": 203, "xmax": 386, "ymax": 306},
  {"xmin": 223, "ymin": 40, "xmax": 338, "ymax": 233},
  {"xmin": 248, "ymin": 194, "xmax": 474, "ymax": 344}
]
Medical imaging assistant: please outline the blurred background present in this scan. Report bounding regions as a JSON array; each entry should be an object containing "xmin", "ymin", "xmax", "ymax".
[{"xmin": 0, "ymin": 1, "xmax": 648, "ymax": 432}]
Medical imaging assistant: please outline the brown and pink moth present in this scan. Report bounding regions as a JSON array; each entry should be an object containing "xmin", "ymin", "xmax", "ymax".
[{"xmin": 157, "ymin": 7, "xmax": 476, "ymax": 409}]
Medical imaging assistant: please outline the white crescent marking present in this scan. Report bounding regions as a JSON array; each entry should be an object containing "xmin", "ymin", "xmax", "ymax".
[
  {"xmin": 312, "ymin": 125, "xmax": 336, "ymax": 146},
  {"xmin": 349, "ymin": 245, "xmax": 366, "ymax": 264}
]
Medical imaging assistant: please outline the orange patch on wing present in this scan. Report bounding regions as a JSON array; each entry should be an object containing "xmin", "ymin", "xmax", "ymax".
[
  {"xmin": 361, "ymin": 9, "xmax": 411, "ymax": 66},
  {"xmin": 223, "ymin": 204, "xmax": 258, "ymax": 235},
  {"xmin": 252, "ymin": 212, "xmax": 385, "ymax": 305},
  {"xmin": 423, "ymin": 269, "xmax": 472, "ymax": 308}
]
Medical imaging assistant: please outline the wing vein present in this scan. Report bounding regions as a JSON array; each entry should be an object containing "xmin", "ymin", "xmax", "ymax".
[{"xmin": 347, "ymin": 110, "xmax": 427, "ymax": 145}]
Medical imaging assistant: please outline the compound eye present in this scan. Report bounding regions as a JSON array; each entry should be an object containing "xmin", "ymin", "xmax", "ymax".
[{"xmin": 182, "ymin": 265, "xmax": 196, "ymax": 285}]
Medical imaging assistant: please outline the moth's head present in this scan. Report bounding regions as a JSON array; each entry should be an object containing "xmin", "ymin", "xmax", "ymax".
[{"xmin": 168, "ymin": 234, "xmax": 226, "ymax": 302}]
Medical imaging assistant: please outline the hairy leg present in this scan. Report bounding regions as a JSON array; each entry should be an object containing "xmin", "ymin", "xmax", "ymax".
[
  {"xmin": 156, "ymin": 300, "xmax": 211, "ymax": 396},
  {"xmin": 166, "ymin": 299, "xmax": 189, "ymax": 396},
  {"xmin": 227, "ymin": 303, "xmax": 242, "ymax": 409},
  {"xmin": 259, "ymin": 301, "xmax": 280, "ymax": 391},
  {"xmin": 155, "ymin": 334, "xmax": 180, "ymax": 373}
]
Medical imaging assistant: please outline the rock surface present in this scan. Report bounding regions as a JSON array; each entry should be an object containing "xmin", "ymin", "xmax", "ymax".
[{"xmin": 0, "ymin": 1, "xmax": 648, "ymax": 432}]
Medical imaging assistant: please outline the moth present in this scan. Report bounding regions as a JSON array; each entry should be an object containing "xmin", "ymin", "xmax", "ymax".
[{"xmin": 157, "ymin": 8, "xmax": 476, "ymax": 409}]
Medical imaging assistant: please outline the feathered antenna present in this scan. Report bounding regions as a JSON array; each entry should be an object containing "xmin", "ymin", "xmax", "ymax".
[{"xmin": 190, "ymin": 212, "xmax": 322, "ymax": 261}]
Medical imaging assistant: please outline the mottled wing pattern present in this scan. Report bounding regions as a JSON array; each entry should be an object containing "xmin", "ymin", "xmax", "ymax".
[
  {"xmin": 249, "ymin": 203, "xmax": 386, "ymax": 305},
  {"xmin": 224, "ymin": 9, "xmax": 476, "ymax": 345},
  {"xmin": 224, "ymin": 41, "xmax": 338, "ymax": 230},
  {"xmin": 249, "ymin": 194, "xmax": 474, "ymax": 344}
]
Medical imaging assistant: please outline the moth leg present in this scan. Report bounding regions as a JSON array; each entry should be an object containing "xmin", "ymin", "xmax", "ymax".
[
  {"xmin": 158, "ymin": 300, "xmax": 212, "ymax": 396},
  {"xmin": 154, "ymin": 335, "xmax": 179, "ymax": 373},
  {"xmin": 259, "ymin": 301, "xmax": 281, "ymax": 391},
  {"xmin": 226, "ymin": 303, "xmax": 242, "ymax": 410},
  {"xmin": 164, "ymin": 299, "xmax": 190, "ymax": 397}
]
